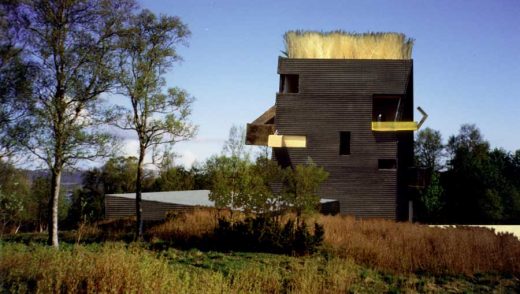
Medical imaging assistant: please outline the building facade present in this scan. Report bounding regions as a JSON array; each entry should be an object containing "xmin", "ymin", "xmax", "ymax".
[{"xmin": 247, "ymin": 57, "xmax": 420, "ymax": 220}]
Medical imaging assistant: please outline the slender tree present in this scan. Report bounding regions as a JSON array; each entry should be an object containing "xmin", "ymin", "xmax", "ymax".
[
  {"xmin": 115, "ymin": 10, "xmax": 196, "ymax": 239},
  {"xmin": 414, "ymin": 127, "xmax": 444, "ymax": 171},
  {"xmin": 222, "ymin": 125, "xmax": 250, "ymax": 159},
  {"xmin": 282, "ymin": 160, "xmax": 329, "ymax": 219},
  {"xmin": 12, "ymin": 0, "xmax": 134, "ymax": 247}
]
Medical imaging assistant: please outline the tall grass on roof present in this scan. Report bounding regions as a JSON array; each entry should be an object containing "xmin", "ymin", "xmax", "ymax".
[{"xmin": 283, "ymin": 31, "xmax": 414, "ymax": 59}]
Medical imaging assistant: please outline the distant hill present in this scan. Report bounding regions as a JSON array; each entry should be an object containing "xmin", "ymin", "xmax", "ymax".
[{"xmin": 25, "ymin": 169, "xmax": 85, "ymax": 193}]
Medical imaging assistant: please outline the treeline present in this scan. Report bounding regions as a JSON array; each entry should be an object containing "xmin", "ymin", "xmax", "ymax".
[
  {"xmin": 0, "ymin": 162, "xmax": 70, "ymax": 233},
  {"xmin": 0, "ymin": 155, "xmax": 209, "ymax": 233},
  {"xmin": 415, "ymin": 124, "xmax": 520, "ymax": 224},
  {"xmin": 1, "ymin": 126, "xmax": 329, "ymax": 234}
]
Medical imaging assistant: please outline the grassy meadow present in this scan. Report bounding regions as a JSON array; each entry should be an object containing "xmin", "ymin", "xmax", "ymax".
[{"xmin": 2, "ymin": 209, "xmax": 519, "ymax": 293}]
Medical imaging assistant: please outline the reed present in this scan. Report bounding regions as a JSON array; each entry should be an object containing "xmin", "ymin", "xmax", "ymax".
[
  {"xmin": 1, "ymin": 242, "xmax": 517, "ymax": 293},
  {"xmin": 283, "ymin": 30, "xmax": 414, "ymax": 59},
  {"xmin": 146, "ymin": 210, "xmax": 520, "ymax": 275},
  {"xmin": 319, "ymin": 215, "xmax": 520, "ymax": 275}
]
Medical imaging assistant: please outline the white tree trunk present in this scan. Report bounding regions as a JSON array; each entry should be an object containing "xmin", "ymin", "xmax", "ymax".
[
  {"xmin": 48, "ymin": 169, "xmax": 61, "ymax": 247},
  {"xmin": 135, "ymin": 146, "xmax": 145, "ymax": 240}
]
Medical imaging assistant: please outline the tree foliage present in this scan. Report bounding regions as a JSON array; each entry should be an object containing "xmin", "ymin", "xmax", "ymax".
[
  {"xmin": 102, "ymin": 156, "xmax": 138, "ymax": 194},
  {"xmin": 418, "ymin": 172, "xmax": 444, "ymax": 221},
  {"xmin": 415, "ymin": 124, "xmax": 520, "ymax": 224},
  {"xmin": 283, "ymin": 160, "xmax": 329, "ymax": 217},
  {"xmin": 153, "ymin": 166, "xmax": 195, "ymax": 192},
  {"xmin": 29, "ymin": 175, "xmax": 70, "ymax": 228},
  {"xmin": 415, "ymin": 127, "xmax": 443, "ymax": 171},
  {"xmin": 222, "ymin": 125, "xmax": 249, "ymax": 159},
  {"xmin": 0, "ymin": 2, "xmax": 36, "ymax": 159},
  {"xmin": 7, "ymin": 0, "xmax": 135, "ymax": 247},
  {"xmin": 0, "ymin": 160, "xmax": 30, "ymax": 232},
  {"xmin": 209, "ymin": 136, "xmax": 328, "ymax": 218},
  {"xmin": 114, "ymin": 9, "xmax": 196, "ymax": 238}
]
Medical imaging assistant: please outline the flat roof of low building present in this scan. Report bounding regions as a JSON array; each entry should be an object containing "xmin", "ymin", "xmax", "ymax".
[
  {"xmin": 106, "ymin": 190, "xmax": 213, "ymax": 206},
  {"xmin": 106, "ymin": 190, "xmax": 338, "ymax": 207}
]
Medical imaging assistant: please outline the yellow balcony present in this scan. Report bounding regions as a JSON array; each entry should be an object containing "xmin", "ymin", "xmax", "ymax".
[
  {"xmin": 371, "ymin": 121, "xmax": 418, "ymax": 132},
  {"xmin": 268, "ymin": 135, "xmax": 306, "ymax": 148}
]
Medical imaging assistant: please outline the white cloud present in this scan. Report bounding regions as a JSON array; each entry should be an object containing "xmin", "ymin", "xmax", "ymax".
[
  {"xmin": 192, "ymin": 137, "xmax": 225, "ymax": 144},
  {"xmin": 179, "ymin": 150, "xmax": 197, "ymax": 168},
  {"xmin": 121, "ymin": 138, "xmax": 140, "ymax": 158}
]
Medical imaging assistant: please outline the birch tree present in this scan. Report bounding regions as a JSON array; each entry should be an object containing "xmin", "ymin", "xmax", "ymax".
[
  {"xmin": 115, "ymin": 10, "xmax": 196, "ymax": 239},
  {"xmin": 12, "ymin": 0, "xmax": 134, "ymax": 247}
]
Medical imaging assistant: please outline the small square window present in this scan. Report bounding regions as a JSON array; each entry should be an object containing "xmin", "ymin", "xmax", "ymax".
[
  {"xmin": 339, "ymin": 132, "xmax": 350, "ymax": 155},
  {"xmin": 378, "ymin": 159, "xmax": 397, "ymax": 169},
  {"xmin": 372, "ymin": 95, "xmax": 402, "ymax": 122},
  {"xmin": 280, "ymin": 74, "xmax": 299, "ymax": 93}
]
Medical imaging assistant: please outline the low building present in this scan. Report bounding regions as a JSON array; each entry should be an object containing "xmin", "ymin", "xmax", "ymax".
[
  {"xmin": 105, "ymin": 190, "xmax": 212, "ymax": 221},
  {"xmin": 105, "ymin": 190, "xmax": 339, "ymax": 220}
]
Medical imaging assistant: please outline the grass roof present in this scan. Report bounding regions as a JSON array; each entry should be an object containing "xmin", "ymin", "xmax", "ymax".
[{"xmin": 283, "ymin": 30, "xmax": 414, "ymax": 59}]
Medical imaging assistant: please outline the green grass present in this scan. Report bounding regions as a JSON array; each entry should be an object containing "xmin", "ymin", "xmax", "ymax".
[{"xmin": 1, "ymin": 240, "xmax": 518, "ymax": 293}]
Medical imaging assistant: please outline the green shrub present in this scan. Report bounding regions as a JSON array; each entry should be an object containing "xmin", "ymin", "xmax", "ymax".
[{"xmin": 213, "ymin": 216, "xmax": 323, "ymax": 255}]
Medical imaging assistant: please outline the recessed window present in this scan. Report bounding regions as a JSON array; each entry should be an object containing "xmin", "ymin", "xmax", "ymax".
[
  {"xmin": 372, "ymin": 95, "xmax": 402, "ymax": 122},
  {"xmin": 339, "ymin": 132, "xmax": 351, "ymax": 155},
  {"xmin": 280, "ymin": 74, "xmax": 299, "ymax": 93},
  {"xmin": 378, "ymin": 159, "xmax": 397, "ymax": 170}
]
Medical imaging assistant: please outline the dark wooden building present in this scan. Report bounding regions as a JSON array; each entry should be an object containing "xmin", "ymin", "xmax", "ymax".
[{"xmin": 247, "ymin": 57, "xmax": 421, "ymax": 220}]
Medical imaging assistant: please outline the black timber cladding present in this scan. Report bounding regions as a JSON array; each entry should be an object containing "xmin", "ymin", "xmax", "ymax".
[{"xmin": 273, "ymin": 58, "xmax": 413, "ymax": 219}]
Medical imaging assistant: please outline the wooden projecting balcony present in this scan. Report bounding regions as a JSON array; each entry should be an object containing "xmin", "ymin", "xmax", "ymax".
[
  {"xmin": 246, "ymin": 124, "xmax": 306, "ymax": 148},
  {"xmin": 371, "ymin": 107, "xmax": 428, "ymax": 132},
  {"xmin": 246, "ymin": 123, "xmax": 276, "ymax": 146},
  {"xmin": 267, "ymin": 135, "xmax": 306, "ymax": 148}
]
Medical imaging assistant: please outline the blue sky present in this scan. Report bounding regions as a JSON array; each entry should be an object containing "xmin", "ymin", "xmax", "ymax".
[{"xmin": 126, "ymin": 0, "xmax": 520, "ymax": 167}]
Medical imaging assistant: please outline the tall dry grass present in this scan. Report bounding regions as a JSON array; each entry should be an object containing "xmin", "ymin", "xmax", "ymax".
[
  {"xmin": 283, "ymin": 30, "xmax": 414, "ymax": 59},
  {"xmin": 2, "ymin": 242, "xmax": 517, "ymax": 293},
  {"xmin": 0, "ymin": 242, "xmax": 222, "ymax": 293},
  {"xmin": 319, "ymin": 215, "xmax": 520, "ymax": 275},
  {"xmin": 145, "ymin": 210, "xmax": 520, "ymax": 275},
  {"xmin": 35, "ymin": 208, "xmax": 520, "ymax": 276},
  {"xmin": 146, "ymin": 208, "xmax": 222, "ymax": 243},
  {"xmin": 0, "ymin": 242, "xmax": 416, "ymax": 293}
]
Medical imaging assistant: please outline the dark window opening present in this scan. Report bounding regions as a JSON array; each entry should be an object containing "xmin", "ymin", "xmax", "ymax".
[
  {"xmin": 372, "ymin": 95, "xmax": 402, "ymax": 122},
  {"xmin": 280, "ymin": 74, "xmax": 299, "ymax": 93},
  {"xmin": 339, "ymin": 132, "xmax": 351, "ymax": 155},
  {"xmin": 378, "ymin": 159, "xmax": 397, "ymax": 170}
]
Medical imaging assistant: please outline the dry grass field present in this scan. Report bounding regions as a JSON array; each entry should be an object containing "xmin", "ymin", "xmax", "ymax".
[
  {"xmin": 143, "ymin": 209, "xmax": 520, "ymax": 275},
  {"xmin": 319, "ymin": 215, "xmax": 520, "ymax": 275},
  {"xmin": 2, "ymin": 209, "xmax": 519, "ymax": 293}
]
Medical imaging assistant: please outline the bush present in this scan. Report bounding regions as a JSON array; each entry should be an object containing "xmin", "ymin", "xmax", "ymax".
[{"xmin": 213, "ymin": 216, "xmax": 324, "ymax": 255}]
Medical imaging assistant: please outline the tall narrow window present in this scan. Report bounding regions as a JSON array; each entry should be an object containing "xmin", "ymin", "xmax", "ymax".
[
  {"xmin": 279, "ymin": 74, "xmax": 299, "ymax": 93},
  {"xmin": 339, "ymin": 132, "xmax": 351, "ymax": 155}
]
